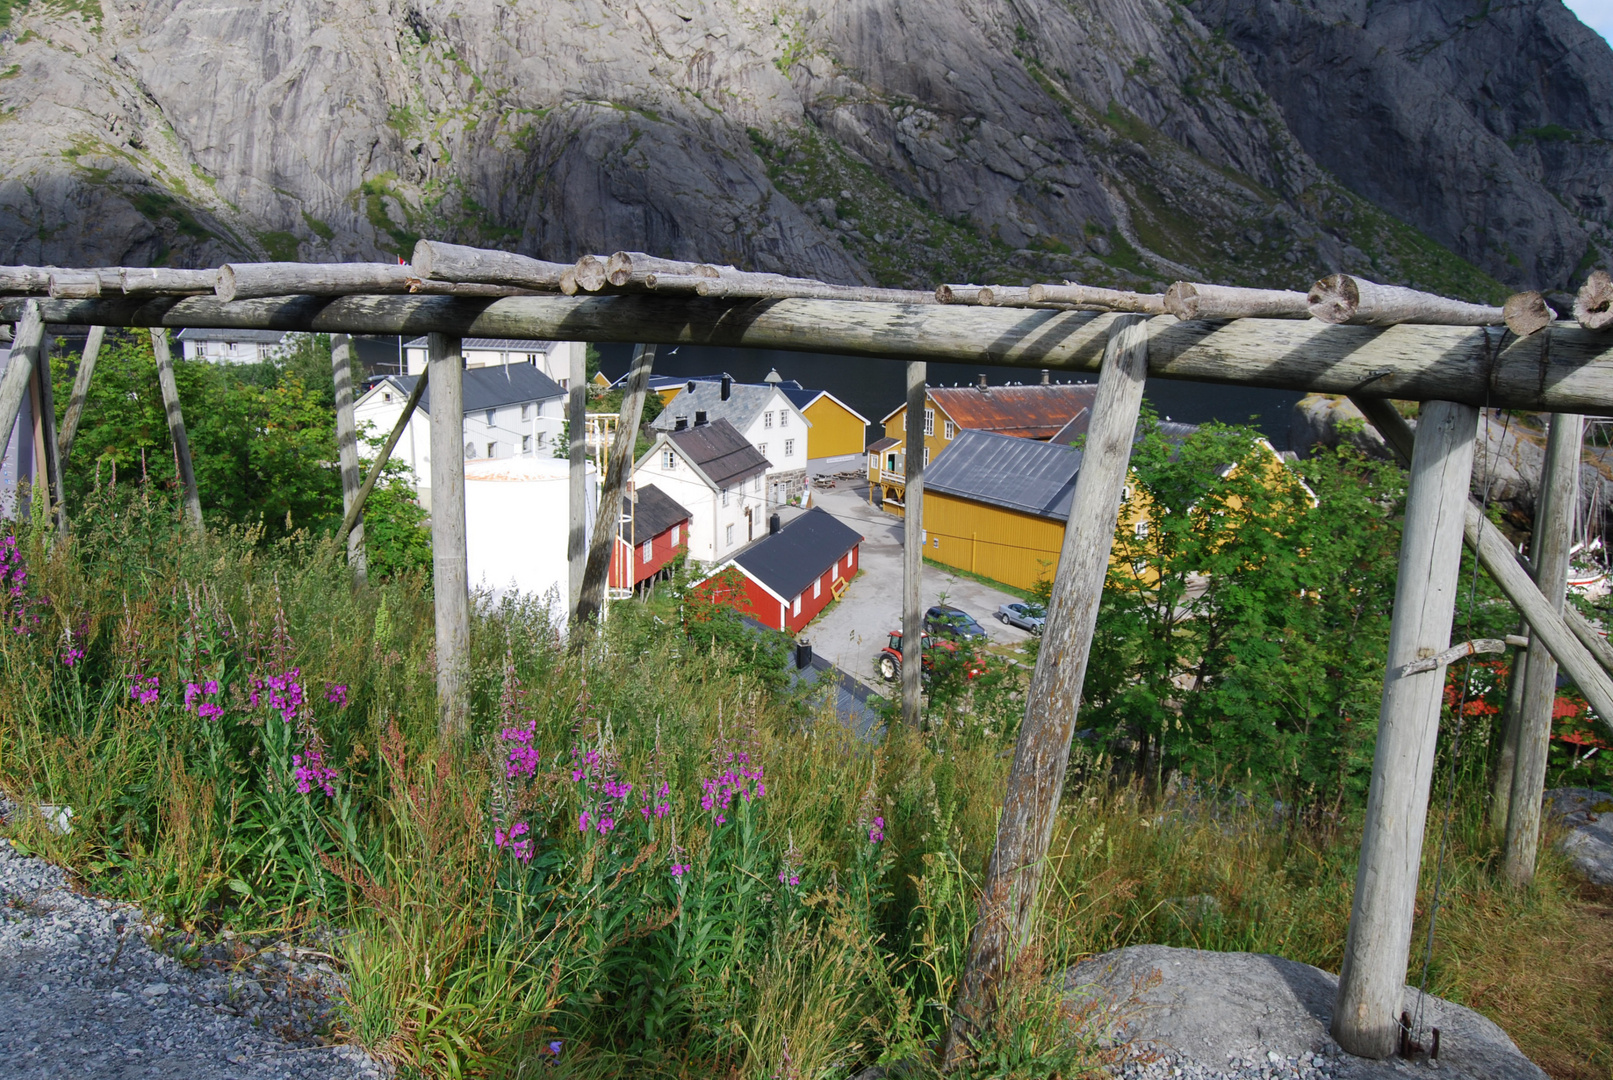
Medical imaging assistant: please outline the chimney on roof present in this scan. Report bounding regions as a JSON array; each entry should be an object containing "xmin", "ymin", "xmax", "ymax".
[
  {"xmin": 795, "ymin": 639, "xmax": 812, "ymax": 670},
  {"xmin": 674, "ymin": 417, "xmax": 688, "ymax": 431},
  {"xmin": 977, "ymin": 373, "xmax": 989, "ymax": 392},
  {"xmin": 686, "ymin": 380, "xmax": 696, "ymax": 392},
  {"xmin": 695, "ymin": 410, "xmax": 708, "ymax": 426},
  {"xmin": 769, "ymin": 513, "xmax": 781, "ymax": 535},
  {"xmin": 1041, "ymin": 368, "xmax": 1050, "ymax": 385},
  {"xmin": 764, "ymin": 368, "xmax": 783, "ymax": 384},
  {"xmin": 721, "ymin": 374, "xmax": 732, "ymax": 401}
]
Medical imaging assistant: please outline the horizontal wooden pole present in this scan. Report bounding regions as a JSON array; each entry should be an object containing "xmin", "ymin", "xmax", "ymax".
[{"xmin": 8, "ymin": 294, "xmax": 1613, "ymax": 411}]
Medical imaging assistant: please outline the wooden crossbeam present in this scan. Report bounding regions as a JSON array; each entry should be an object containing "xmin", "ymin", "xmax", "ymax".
[{"xmin": 9, "ymin": 295, "xmax": 1613, "ymax": 412}]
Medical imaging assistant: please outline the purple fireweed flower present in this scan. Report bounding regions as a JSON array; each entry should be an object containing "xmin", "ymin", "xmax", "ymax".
[
  {"xmin": 292, "ymin": 748, "xmax": 339, "ymax": 797},
  {"xmin": 698, "ymin": 759, "xmax": 765, "ymax": 825},
  {"xmin": 184, "ymin": 680, "xmax": 225, "ymax": 721},
  {"xmin": 60, "ymin": 647, "xmax": 84, "ymax": 667},
  {"xmin": 499, "ymin": 719, "xmax": 539, "ymax": 780},
  {"xmin": 128, "ymin": 675, "xmax": 160, "ymax": 706},
  {"xmin": 578, "ymin": 810, "xmax": 591, "ymax": 834},
  {"xmin": 250, "ymin": 668, "xmax": 305, "ymax": 723},
  {"xmin": 571, "ymin": 745, "xmax": 628, "ymax": 839},
  {"xmin": 494, "ymin": 821, "xmax": 533, "ymax": 862},
  {"xmin": 670, "ymin": 862, "xmax": 691, "ymax": 878},
  {"xmin": 869, "ymin": 815, "xmax": 885, "ymax": 844},
  {"xmin": 325, "ymin": 683, "xmax": 348, "ymax": 707}
]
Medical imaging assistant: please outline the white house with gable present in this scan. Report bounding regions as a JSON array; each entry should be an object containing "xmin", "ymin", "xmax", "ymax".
[
  {"xmin": 649, "ymin": 375, "xmax": 811, "ymax": 508},
  {"xmin": 403, "ymin": 337, "xmax": 588, "ymax": 389},
  {"xmin": 176, "ymin": 328, "xmax": 287, "ymax": 363},
  {"xmin": 632, "ymin": 417, "xmax": 770, "ymax": 566}
]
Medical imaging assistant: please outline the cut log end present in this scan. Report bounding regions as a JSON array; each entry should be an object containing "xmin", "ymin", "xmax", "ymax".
[
  {"xmin": 1307, "ymin": 274, "xmax": 1359, "ymax": 324},
  {"xmin": 1503, "ymin": 291, "xmax": 1553, "ymax": 337},
  {"xmin": 215, "ymin": 264, "xmax": 240, "ymax": 303},
  {"xmin": 574, "ymin": 255, "xmax": 609, "ymax": 293},
  {"xmin": 1576, "ymin": 270, "xmax": 1613, "ymax": 331}
]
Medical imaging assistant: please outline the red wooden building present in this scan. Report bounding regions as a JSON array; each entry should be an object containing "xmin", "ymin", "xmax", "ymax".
[
  {"xmin": 705, "ymin": 507, "xmax": 863, "ymax": 634},
  {"xmin": 608, "ymin": 484, "xmax": 693, "ymax": 592}
]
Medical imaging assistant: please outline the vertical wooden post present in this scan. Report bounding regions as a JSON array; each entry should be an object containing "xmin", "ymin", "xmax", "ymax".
[
  {"xmin": 331, "ymin": 333, "xmax": 368, "ymax": 582},
  {"xmin": 945, "ymin": 315, "xmax": 1150, "ymax": 1059},
  {"xmin": 568, "ymin": 342, "xmax": 587, "ymax": 621},
  {"xmin": 428, "ymin": 333, "xmax": 469, "ymax": 738},
  {"xmin": 1504, "ymin": 412, "xmax": 1582, "ymax": 885},
  {"xmin": 577, "ymin": 343, "xmax": 656, "ymax": 625},
  {"xmin": 57, "ymin": 324, "xmax": 104, "ymax": 462},
  {"xmin": 901, "ymin": 361, "xmax": 927, "ymax": 729},
  {"xmin": 150, "ymin": 328, "xmax": 203, "ymax": 532},
  {"xmin": 1333, "ymin": 400, "xmax": 1479, "ymax": 1059},
  {"xmin": 0, "ymin": 303, "xmax": 46, "ymax": 483},
  {"xmin": 33, "ymin": 328, "xmax": 65, "ymax": 534},
  {"xmin": 1491, "ymin": 623, "xmax": 1529, "ymax": 833}
]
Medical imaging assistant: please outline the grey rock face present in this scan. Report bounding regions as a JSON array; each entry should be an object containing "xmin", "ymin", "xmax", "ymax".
[
  {"xmin": 1545, "ymin": 786, "xmax": 1613, "ymax": 885},
  {"xmin": 1068, "ymin": 944, "xmax": 1547, "ymax": 1080},
  {"xmin": 0, "ymin": 0, "xmax": 1606, "ymax": 291}
]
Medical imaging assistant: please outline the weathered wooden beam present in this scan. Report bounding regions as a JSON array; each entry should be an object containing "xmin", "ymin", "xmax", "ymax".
[
  {"xmin": 946, "ymin": 315, "xmax": 1150, "ymax": 1062},
  {"xmin": 696, "ymin": 272, "xmax": 935, "ymax": 304},
  {"xmin": 1334, "ymin": 399, "xmax": 1479, "ymax": 1059},
  {"xmin": 57, "ymin": 324, "xmax": 104, "ymax": 461},
  {"xmin": 1164, "ymin": 281, "xmax": 1309, "ymax": 320},
  {"xmin": 150, "ymin": 328, "xmax": 203, "ymax": 532},
  {"xmin": 14, "ymin": 295, "xmax": 1613, "ymax": 413},
  {"xmin": 0, "ymin": 303, "xmax": 45, "ymax": 465},
  {"xmin": 1505, "ymin": 412, "xmax": 1581, "ymax": 886},
  {"xmin": 570, "ymin": 255, "xmax": 610, "ymax": 294},
  {"xmin": 576, "ymin": 343, "xmax": 656, "ymax": 626},
  {"xmin": 568, "ymin": 343, "xmax": 587, "ymax": 620},
  {"xmin": 33, "ymin": 330, "xmax": 65, "ymax": 534},
  {"xmin": 410, "ymin": 240, "xmax": 571, "ymax": 290},
  {"xmin": 120, "ymin": 268, "xmax": 219, "ymax": 295},
  {"xmin": 936, "ymin": 284, "xmax": 984, "ymax": 304},
  {"xmin": 428, "ymin": 333, "xmax": 469, "ymax": 738},
  {"xmin": 1493, "ymin": 627, "xmax": 1529, "ymax": 834},
  {"xmin": 333, "ymin": 368, "xmax": 427, "ymax": 551},
  {"xmin": 901, "ymin": 361, "xmax": 926, "ymax": 730},
  {"xmin": 331, "ymin": 333, "xmax": 367, "ymax": 582},
  {"xmin": 1577, "ymin": 270, "xmax": 1613, "ymax": 331},
  {"xmin": 1502, "ymin": 291, "xmax": 1553, "ymax": 337},
  {"xmin": 1308, "ymin": 275, "xmax": 1504, "ymax": 326},
  {"xmin": 1350, "ymin": 394, "xmax": 1613, "ymax": 723},
  {"xmin": 1026, "ymin": 283, "xmax": 1165, "ymax": 314},
  {"xmin": 0, "ymin": 267, "xmax": 52, "ymax": 294},
  {"xmin": 49, "ymin": 270, "xmax": 120, "ymax": 299},
  {"xmin": 217, "ymin": 262, "xmax": 413, "ymax": 302},
  {"xmin": 604, "ymin": 252, "xmax": 720, "ymax": 288}
]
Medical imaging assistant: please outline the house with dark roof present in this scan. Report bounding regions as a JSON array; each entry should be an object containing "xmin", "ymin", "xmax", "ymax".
[
  {"xmin": 652, "ymin": 370, "xmax": 871, "ymax": 476},
  {"xmin": 651, "ymin": 375, "xmax": 812, "ymax": 507},
  {"xmin": 402, "ymin": 336, "xmax": 586, "ymax": 390},
  {"xmin": 702, "ymin": 507, "xmax": 864, "ymax": 634},
  {"xmin": 607, "ymin": 484, "xmax": 693, "ymax": 592},
  {"xmin": 353, "ymin": 364, "xmax": 566, "ymax": 506},
  {"xmin": 176, "ymin": 328, "xmax": 287, "ymax": 364},
  {"xmin": 633, "ymin": 418, "xmax": 772, "ymax": 565}
]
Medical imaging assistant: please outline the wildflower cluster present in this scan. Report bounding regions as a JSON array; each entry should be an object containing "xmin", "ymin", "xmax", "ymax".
[
  {"xmin": 500, "ymin": 718, "xmax": 540, "ymax": 780},
  {"xmin": 494, "ymin": 821, "xmax": 534, "ymax": 862},
  {"xmin": 868, "ymin": 816, "xmax": 885, "ymax": 844},
  {"xmin": 777, "ymin": 835, "xmax": 802, "ymax": 887},
  {"xmin": 639, "ymin": 781, "xmax": 672, "ymax": 822},
  {"xmin": 698, "ymin": 750, "xmax": 764, "ymax": 827},
  {"xmin": 325, "ymin": 683, "xmax": 349, "ymax": 708},
  {"xmin": 184, "ymin": 679, "xmax": 224, "ymax": 721},
  {"xmin": 0, "ymin": 536, "xmax": 44, "ymax": 635},
  {"xmin": 60, "ymin": 645, "xmax": 85, "ymax": 667},
  {"xmin": 250, "ymin": 668, "xmax": 305, "ymax": 723},
  {"xmin": 572, "ymin": 747, "xmax": 631, "ymax": 837},
  {"xmin": 292, "ymin": 747, "xmax": 339, "ymax": 797},
  {"xmin": 128, "ymin": 674, "xmax": 160, "ymax": 706}
]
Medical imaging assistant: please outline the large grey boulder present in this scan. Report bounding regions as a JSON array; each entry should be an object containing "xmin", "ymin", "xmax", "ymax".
[
  {"xmin": 1545, "ymin": 786, "xmax": 1613, "ymax": 886},
  {"xmin": 1067, "ymin": 945, "xmax": 1546, "ymax": 1080}
]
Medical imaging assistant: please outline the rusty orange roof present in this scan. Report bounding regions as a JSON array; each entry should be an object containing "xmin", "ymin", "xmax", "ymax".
[{"xmin": 928, "ymin": 384, "xmax": 1099, "ymax": 440}]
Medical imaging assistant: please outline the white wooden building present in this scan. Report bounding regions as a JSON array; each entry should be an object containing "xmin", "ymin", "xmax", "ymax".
[
  {"xmin": 649, "ymin": 375, "xmax": 812, "ymax": 508},
  {"xmin": 402, "ymin": 336, "xmax": 587, "ymax": 389},
  {"xmin": 632, "ymin": 418, "xmax": 770, "ymax": 566},
  {"xmin": 175, "ymin": 328, "xmax": 287, "ymax": 363}
]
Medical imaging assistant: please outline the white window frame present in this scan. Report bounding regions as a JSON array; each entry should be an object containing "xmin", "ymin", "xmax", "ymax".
[
  {"xmin": 661, "ymin": 449, "xmax": 676, "ymax": 470},
  {"xmin": 487, "ymin": 442, "xmax": 497, "ymax": 458},
  {"xmin": 485, "ymin": 409, "xmax": 496, "ymax": 426},
  {"xmin": 641, "ymin": 540, "xmax": 652, "ymax": 563},
  {"xmin": 1135, "ymin": 520, "xmax": 1150, "ymax": 539},
  {"xmin": 726, "ymin": 524, "xmax": 735, "ymax": 546},
  {"xmin": 792, "ymin": 595, "xmax": 801, "ymax": 616},
  {"xmin": 722, "ymin": 487, "xmax": 730, "ymax": 507},
  {"xmin": 923, "ymin": 408, "xmax": 935, "ymax": 436},
  {"xmin": 753, "ymin": 475, "xmax": 761, "ymax": 493},
  {"xmin": 779, "ymin": 410, "xmax": 789, "ymax": 428},
  {"xmin": 944, "ymin": 419, "xmax": 956, "ymax": 439},
  {"xmin": 923, "ymin": 446, "xmax": 930, "ymax": 465},
  {"xmin": 758, "ymin": 442, "xmax": 767, "ymax": 457},
  {"xmin": 784, "ymin": 438, "xmax": 795, "ymax": 457},
  {"xmin": 522, "ymin": 434, "xmax": 532, "ymax": 454},
  {"xmin": 813, "ymin": 579, "xmax": 821, "ymax": 599},
  {"xmin": 764, "ymin": 411, "xmax": 773, "ymax": 429}
]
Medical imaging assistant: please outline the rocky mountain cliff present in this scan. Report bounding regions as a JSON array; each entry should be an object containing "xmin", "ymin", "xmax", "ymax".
[{"xmin": 0, "ymin": 0, "xmax": 1607, "ymax": 296}]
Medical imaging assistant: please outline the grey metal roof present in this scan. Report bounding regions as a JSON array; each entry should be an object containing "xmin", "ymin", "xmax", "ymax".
[
  {"xmin": 651, "ymin": 380, "xmax": 802, "ymax": 434},
  {"xmin": 175, "ymin": 328, "xmax": 286, "ymax": 344},
  {"xmin": 621, "ymin": 484, "xmax": 691, "ymax": 539},
  {"xmin": 384, "ymin": 364, "xmax": 564, "ymax": 413},
  {"xmin": 731, "ymin": 507, "xmax": 863, "ymax": 600},
  {"xmin": 924, "ymin": 429, "xmax": 1084, "ymax": 522},
  {"xmin": 403, "ymin": 336, "xmax": 560, "ymax": 351},
  {"xmin": 666, "ymin": 419, "xmax": 771, "ymax": 488}
]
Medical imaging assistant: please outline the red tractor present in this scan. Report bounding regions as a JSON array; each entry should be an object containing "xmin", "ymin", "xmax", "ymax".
[{"xmin": 876, "ymin": 630, "xmax": 987, "ymax": 683}]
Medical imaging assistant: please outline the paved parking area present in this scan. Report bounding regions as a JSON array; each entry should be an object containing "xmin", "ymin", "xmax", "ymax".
[{"xmin": 791, "ymin": 481, "xmax": 1034, "ymax": 690}]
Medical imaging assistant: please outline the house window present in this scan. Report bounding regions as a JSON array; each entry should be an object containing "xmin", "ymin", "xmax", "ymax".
[
  {"xmin": 868, "ymin": 453, "xmax": 877, "ymax": 472},
  {"xmin": 486, "ymin": 409, "xmax": 496, "ymax": 426},
  {"xmin": 758, "ymin": 442, "xmax": 767, "ymax": 457},
  {"xmin": 522, "ymin": 435, "xmax": 532, "ymax": 454},
  {"xmin": 1133, "ymin": 560, "xmax": 1148, "ymax": 575},
  {"xmin": 671, "ymin": 524, "xmax": 680, "ymax": 544},
  {"xmin": 792, "ymin": 595, "xmax": 801, "ymax": 616},
  {"xmin": 944, "ymin": 419, "xmax": 956, "ymax": 439},
  {"xmin": 784, "ymin": 439, "xmax": 795, "ymax": 457},
  {"xmin": 382, "ymin": 391, "xmax": 394, "ymax": 403},
  {"xmin": 753, "ymin": 475, "xmax": 761, "ymax": 493},
  {"xmin": 923, "ymin": 408, "xmax": 934, "ymax": 436},
  {"xmin": 923, "ymin": 447, "xmax": 930, "ymax": 465},
  {"xmin": 726, "ymin": 524, "xmax": 735, "ymax": 546},
  {"xmin": 487, "ymin": 442, "xmax": 498, "ymax": 458},
  {"xmin": 520, "ymin": 404, "xmax": 530, "ymax": 421},
  {"xmin": 813, "ymin": 579, "xmax": 821, "ymax": 599},
  {"xmin": 641, "ymin": 540, "xmax": 652, "ymax": 563},
  {"xmin": 661, "ymin": 449, "xmax": 676, "ymax": 470},
  {"xmin": 779, "ymin": 411, "xmax": 788, "ymax": 428},
  {"xmin": 722, "ymin": 487, "xmax": 730, "ymax": 507},
  {"xmin": 764, "ymin": 411, "xmax": 773, "ymax": 429},
  {"xmin": 932, "ymin": 536, "xmax": 940, "ymax": 548},
  {"xmin": 847, "ymin": 549, "xmax": 855, "ymax": 568},
  {"xmin": 1121, "ymin": 485, "xmax": 1131, "ymax": 502},
  {"xmin": 1135, "ymin": 520, "xmax": 1150, "ymax": 539}
]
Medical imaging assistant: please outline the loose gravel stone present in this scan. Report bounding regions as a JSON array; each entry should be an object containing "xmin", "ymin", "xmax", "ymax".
[{"xmin": 0, "ymin": 831, "xmax": 385, "ymax": 1079}]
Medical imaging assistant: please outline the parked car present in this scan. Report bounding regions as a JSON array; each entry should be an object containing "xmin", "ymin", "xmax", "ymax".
[
  {"xmin": 876, "ymin": 630, "xmax": 987, "ymax": 682},
  {"xmin": 997, "ymin": 600, "xmax": 1046, "ymax": 634},
  {"xmin": 924, "ymin": 604, "xmax": 988, "ymax": 642}
]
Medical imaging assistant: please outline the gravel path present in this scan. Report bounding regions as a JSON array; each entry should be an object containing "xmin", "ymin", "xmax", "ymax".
[{"xmin": 0, "ymin": 830, "xmax": 385, "ymax": 1079}]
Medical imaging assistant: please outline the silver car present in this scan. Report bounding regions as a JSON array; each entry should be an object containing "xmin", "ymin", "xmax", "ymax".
[{"xmin": 997, "ymin": 601, "xmax": 1046, "ymax": 634}]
